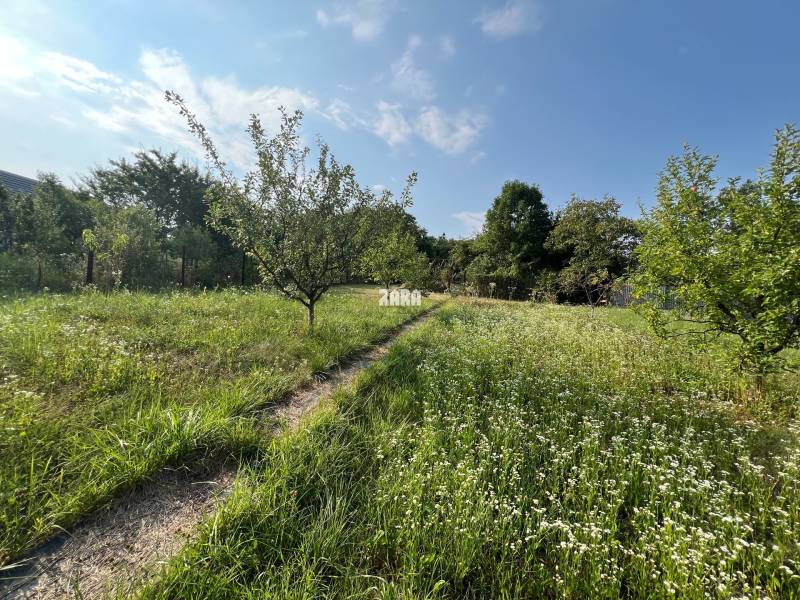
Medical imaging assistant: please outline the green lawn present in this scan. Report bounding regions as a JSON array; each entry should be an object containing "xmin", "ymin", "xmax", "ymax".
[
  {"xmin": 0, "ymin": 287, "xmax": 430, "ymax": 563},
  {"xmin": 140, "ymin": 300, "xmax": 800, "ymax": 599}
]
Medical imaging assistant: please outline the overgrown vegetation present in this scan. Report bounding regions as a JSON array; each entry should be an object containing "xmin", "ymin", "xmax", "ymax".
[
  {"xmin": 634, "ymin": 124, "xmax": 800, "ymax": 378},
  {"xmin": 0, "ymin": 287, "xmax": 430, "ymax": 563},
  {"xmin": 138, "ymin": 301, "xmax": 800, "ymax": 599}
]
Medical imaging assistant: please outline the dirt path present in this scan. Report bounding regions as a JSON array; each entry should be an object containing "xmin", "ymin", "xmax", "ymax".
[{"xmin": 0, "ymin": 307, "xmax": 438, "ymax": 599}]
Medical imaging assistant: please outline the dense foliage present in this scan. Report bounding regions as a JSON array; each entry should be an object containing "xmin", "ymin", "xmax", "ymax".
[
  {"xmin": 0, "ymin": 152, "xmax": 247, "ymax": 291},
  {"xmin": 546, "ymin": 196, "xmax": 640, "ymax": 309},
  {"xmin": 167, "ymin": 95, "xmax": 424, "ymax": 327},
  {"xmin": 634, "ymin": 125, "xmax": 800, "ymax": 376},
  {"xmin": 473, "ymin": 180, "xmax": 554, "ymax": 296}
]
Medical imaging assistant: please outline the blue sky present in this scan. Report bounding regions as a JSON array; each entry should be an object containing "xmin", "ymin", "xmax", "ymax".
[{"xmin": 1, "ymin": 1, "xmax": 798, "ymax": 237}]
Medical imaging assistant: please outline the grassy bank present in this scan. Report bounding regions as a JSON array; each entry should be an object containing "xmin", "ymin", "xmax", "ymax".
[
  {"xmin": 0, "ymin": 287, "xmax": 430, "ymax": 564},
  {"xmin": 140, "ymin": 301, "xmax": 799, "ymax": 599}
]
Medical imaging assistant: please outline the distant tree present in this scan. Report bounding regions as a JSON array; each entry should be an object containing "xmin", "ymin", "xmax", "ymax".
[
  {"xmin": 450, "ymin": 239, "xmax": 477, "ymax": 286},
  {"xmin": 633, "ymin": 125, "xmax": 800, "ymax": 379},
  {"xmin": 481, "ymin": 180, "xmax": 553, "ymax": 289},
  {"xmin": 84, "ymin": 149, "xmax": 242, "ymax": 287},
  {"xmin": 85, "ymin": 150, "xmax": 210, "ymax": 228},
  {"xmin": 12, "ymin": 174, "xmax": 92, "ymax": 288},
  {"xmin": 0, "ymin": 184, "xmax": 11, "ymax": 251},
  {"xmin": 530, "ymin": 269, "xmax": 560, "ymax": 303},
  {"xmin": 170, "ymin": 223, "xmax": 216, "ymax": 287},
  {"xmin": 168, "ymin": 93, "xmax": 398, "ymax": 329},
  {"xmin": 545, "ymin": 196, "xmax": 639, "ymax": 312},
  {"xmin": 83, "ymin": 205, "xmax": 162, "ymax": 291},
  {"xmin": 359, "ymin": 177, "xmax": 431, "ymax": 289},
  {"xmin": 361, "ymin": 228, "xmax": 430, "ymax": 289}
]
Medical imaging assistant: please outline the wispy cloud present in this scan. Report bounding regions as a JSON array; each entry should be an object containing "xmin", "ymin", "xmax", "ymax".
[
  {"xmin": 415, "ymin": 106, "xmax": 488, "ymax": 154},
  {"xmin": 0, "ymin": 35, "xmax": 33, "ymax": 81},
  {"xmin": 2, "ymin": 37, "xmax": 320, "ymax": 170},
  {"xmin": 439, "ymin": 35, "xmax": 456, "ymax": 58},
  {"xmin": 49, "ymin": 114, "xmax": 77, "ymax": 128},
  {"xmin": 39, "ymin": 52, "xmax": 122, "ymax": 94},
  {"xmin": 373, "ymin": 100, "xmax": 412, "ymax": 145},
  {"xmin": 391, "ymin": 35, "xmax": 436, "ymax": 102},
  {"xmin": 476, "ymin": 1, "xmax": 542, "ymax": 39},
  {"xmin": 453, "ymin": 211, "xmax": 486, "ymax": 235},
  {"xmin": 470, "ymin": 150, "xmax": 487, "ymax": 163},
  {"xmin": 316, "ymin": 0, "xmax": 395, "ymax": 41},
  {"xmin": 324, "ymin": 98, "xmax": 366, "ymax": 130}
]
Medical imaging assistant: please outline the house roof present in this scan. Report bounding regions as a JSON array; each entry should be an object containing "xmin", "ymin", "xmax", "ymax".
[{"xmin": 0, "ymin": 169, "xmax": 38, "ymax": 196}]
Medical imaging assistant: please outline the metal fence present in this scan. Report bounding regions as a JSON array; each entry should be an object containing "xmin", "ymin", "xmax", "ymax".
[{"xmin": 611, "ymin": 284, "xmax": 682, "ymax": 310}]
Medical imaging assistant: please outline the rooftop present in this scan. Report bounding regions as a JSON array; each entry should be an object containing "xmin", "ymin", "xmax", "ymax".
[{"xmin": 0, "ymin": 169, "xmax": 38, "ymax": 196}]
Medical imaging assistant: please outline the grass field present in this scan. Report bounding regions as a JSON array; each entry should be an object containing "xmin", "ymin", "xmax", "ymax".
[
  {"xmin": 0, "ymin": 286, "xmax": 431, "ymax": 564},
  {"xmin": 138, "ymin": 301, "xmax": 800, "ymax": 599}
]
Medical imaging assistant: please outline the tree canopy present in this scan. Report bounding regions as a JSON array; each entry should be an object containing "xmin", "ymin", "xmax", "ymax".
[
  {"xmin": 633, "ymin": 125, "xmax": 800, "ymax": 376},
  {"xmin": 480, "ymin": 180, "xmax": 553, "ymax": 290},
  {"xmin": 168, "ymin": 92, "xmax": 410, "ymax": 328},
  {"xmin": 546, "ymin": 196, "xmax": 639, "ymax": 309}
]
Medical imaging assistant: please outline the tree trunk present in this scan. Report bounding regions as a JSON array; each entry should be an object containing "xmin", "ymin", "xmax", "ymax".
[
  {"xmin": 36, "ymin": 258, "xmax": 43, "ymax": 289},
  {"xmin": 180, "ymin": 246, "xmax": 187, "ymax": 288},
  {"xmin": 241, "ymin": 250, "xmax": 246, "ymax": 286},
  {"xmin": 85, "ymin": 251, "xmax": 94, "ymax": 285},
  {"xmin": 307, "ymin": 302, "xmax": 315, "ymax": 330}
]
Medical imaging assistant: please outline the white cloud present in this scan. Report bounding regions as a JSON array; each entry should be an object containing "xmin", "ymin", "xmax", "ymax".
[
  {"xmin": 453, "ymin": 211, "xmax": 486, "ymax": 235},
  {"xmin": 7, "ymin": 42, "xmax": 321, "ymax": 170},
  {"xmin": 373, "ymin": 100, "xmax": 411, "ymax": 146},
  {"xmin": 391, "ymin": 36, "xmax": 436, "ymax": 102},
  {"xmin": 475, "ymin": 1, "xmax": 542, "ymax": 38},
  {"xmin": 324, "ymin": 98, "xmax": 366, "ymax": 130},
  {"xmin": 415, "ymin": 106, "xmax": 487, "ymax": 154},
  {"xmin": 316, "ymin": 0, "xmax": 394, "ymax": 41},
  {"xmin": 39, "ymin": 52, "xmax": 122, "ymax": 94},
  {"xmin": 470, "ymin": 150, "xmax": 487, "ymax": 163},
  {"xmin": 140, "ymin": 48, "xmax": 197, "ymax": 97},
  {"xmin": 439, "ymin": 35, "xmax": 456, "ymax": 58},
  {"xmin": 49, "ymin": 114, "xmax": 77, "ymax": 128},
  {"xmin": 0, "ymin": 36, "xmax": 33, "ymax": 81},
  {"xmin": 201, "ymin": 76, "xmax": 318, "ymax": 128},
  {"xmin": 83, "ymin": 107, "xmax": 131, "ymax": 133}
]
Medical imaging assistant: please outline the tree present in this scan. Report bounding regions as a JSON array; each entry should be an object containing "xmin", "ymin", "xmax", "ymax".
[
  {"xmin": 359, "ymin": 182, "xmax": 431, "ymax": 290},
  {"xmin": 545, "ymin": 196, "xmax": 639, "ymax": 312},
  {"xmin": 82, "ymin": 205, "xmax": 162, "ymax": 292},
  {"xmin": 0, "ymin": 184, "xmax": 12, "ymax": 251},
  {"xmin": 450, "ymin": 239, "xmax": 477, "ymax": 286},
  {"xmin": 481, "ymin": 180, "xmax": 553, "ymax": 291},
  {"xmin": 167, "ymin": 93, "xmax": 401, "ymax": 329},
  {"xmin": 11, "ymin": 174, "xmax": 92, "ymax": 289},
  {"xmin": 84, "ymin": 149, "xmax": 241, "ymax": 287},
  {"xmin": 361, "ymin": 228, "xmax": 430, "ymax": 289},
  {"xmin": 85, "ymin": 150, "xmax": 210, "ymax": 228},
  {"xmin": 170, "ymin": 223, "xmax": 216, "ymax": 287},
  {"xmin": 633, "ymin": 125, "xmax": 800, "ymax": 379}
]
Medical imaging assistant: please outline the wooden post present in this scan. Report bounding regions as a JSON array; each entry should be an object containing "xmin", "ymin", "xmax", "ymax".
[
  {"xmin": 180, "ymin": 246, "xmax": 187, "ymax": 287},
  {"xmin": 85, "ymin": 251, "xmax": 94, "ymax": 285}
]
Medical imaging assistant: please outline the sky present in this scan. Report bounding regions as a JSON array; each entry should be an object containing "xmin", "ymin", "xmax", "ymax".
[{"xmin": 1, "ymin": 1, "xmax": 798, "ymax": 238}]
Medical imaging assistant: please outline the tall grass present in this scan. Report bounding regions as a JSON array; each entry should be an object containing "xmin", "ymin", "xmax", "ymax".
[
  {"xmin": 0, "ymin": 287, "xmax": 429, "ymax": 564},
  {"xmin": 140, "ymin": 301, "xmax": 799, "ymax": 599}
]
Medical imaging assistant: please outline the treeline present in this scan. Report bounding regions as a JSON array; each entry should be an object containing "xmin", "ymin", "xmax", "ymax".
[
  {"xmin": 0, "ymin": 150, "xmax": 637, "ymax": 304},
  {"xmin": 432, "ymin": 181, "xmax": 640, "ymax": 305},
  {"xmin": 1, "ymin": 151, "xmax": 264, "ymax": 291}
]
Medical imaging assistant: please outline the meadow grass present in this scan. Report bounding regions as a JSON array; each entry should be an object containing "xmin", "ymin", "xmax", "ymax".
[
  {"xmin": 0, "ymin": 286, "xmax": 430, "ymax": 564},
  {"xmin": 139, "ymin": 300, "xmax": 799, "ymax": 599}
]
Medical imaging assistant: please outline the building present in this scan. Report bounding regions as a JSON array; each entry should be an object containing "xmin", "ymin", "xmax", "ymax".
[{"xmin": 0, "ymin": 169, "xmax": 38, "ymax": 196}]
